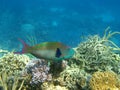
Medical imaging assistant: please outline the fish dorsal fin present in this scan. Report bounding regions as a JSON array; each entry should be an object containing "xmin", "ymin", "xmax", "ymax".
[{"xmin": 55, "ymin": 48, "xmax": 62, "ymax": 58}]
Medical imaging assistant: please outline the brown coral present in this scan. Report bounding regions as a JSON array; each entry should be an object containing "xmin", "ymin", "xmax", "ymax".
[{"xmin": 89, "ymin": 71, "xmax": 120, "ymax": 90}]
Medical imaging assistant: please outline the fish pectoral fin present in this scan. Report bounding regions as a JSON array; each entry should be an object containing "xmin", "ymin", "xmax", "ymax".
[{"xmin": 55, "ymin": 48, "xmax": 62, "ymax": 58}]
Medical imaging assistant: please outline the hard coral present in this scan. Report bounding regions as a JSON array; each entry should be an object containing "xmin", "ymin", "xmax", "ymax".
[
  {"xmin": 41, "ymin": 82, "xmax": 68, "ymax": 90},
  {"xmin": 0, "ymin": 52, "xmax": 30, "ymax": 76},
  {"xmin": 55, "ymin": 66, "xmax": 90, "ymax": 90},
  {"xmin": 89, "ymin": 71, "xmax": 120, "ymax": 90},
  {"xmin": 74, "ymin": 34, "xmax": 120, "ymax": 74},
  {"xmin": 0, "ymin": 49, "xmax": 8, "ymax": 59},
  {"xmin": 24, "ymin": 58, "xmax": 52, "ymax": 84},
  {"xmin": 57, "ymin": 28, "xmax": 120, "ymax": 90},
  {"xmin": 0, "ymin": 52, "xmax": 30, "ymax": 90}
]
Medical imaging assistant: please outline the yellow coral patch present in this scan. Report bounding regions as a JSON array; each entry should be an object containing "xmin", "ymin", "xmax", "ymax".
[
  {"xmin": 41, "ymin": 82, "xmax": 68, "ymax": 90},
  {"xmin": 89, "ymin": 71, "xmax": 120, "ymax": 90}
]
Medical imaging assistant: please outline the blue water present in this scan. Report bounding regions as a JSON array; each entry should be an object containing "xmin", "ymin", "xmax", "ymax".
[{"xmin": 0, "ymin": 0, "xmax": 120, "ymax": 50}]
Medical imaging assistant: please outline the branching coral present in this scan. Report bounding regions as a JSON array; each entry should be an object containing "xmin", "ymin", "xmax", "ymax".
[
  {"xmin": 0, "ymin": 52, "xmax": 30, "ymax": 74},
  {"xmin": 0, "ymin": 49, "xmax": 8, "ymax": 53},
  {"xmin": 0, "ymin": 49, "xmax": 8, "ymax": 57},
  {"xmin": 0, "ymin": 52, "xmax": 52, "ymax": 90},
  {"xmin": 89, "ymin": 71, "xmax": 120, "ymax": 90},
  {"xmin": 54, "ymin": 65, "xmax": 91, "ymax": 90},
  {"xmin": 0, "ymin": 71, "xmax": 25, "ymax": 90},
  {"xmin": 54, "ymin": 27, "xmax": 120, "ymax": 90},
  {"xmin": 24, "ymin": 58, "xmax": 52, "ymax": 84},
  {"xmin": 0, "ymin": 52, "xmax": 30, "ymax": 90},
  {"xmin": 102, "ymin": 27, "xmax": 120, "ymax": 45},
  {"xmin": 74, "ymin": 27, "xmax": 120, "ymax": 74},
  {"xmin": 0, "ymin": 27, "xmax": 120, "ymax": 90}
]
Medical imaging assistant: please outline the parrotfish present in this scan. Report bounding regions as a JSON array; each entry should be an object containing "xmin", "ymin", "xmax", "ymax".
[{"xmin": 15, "ymin": 39, "xmax": 75, "ymax": 61}]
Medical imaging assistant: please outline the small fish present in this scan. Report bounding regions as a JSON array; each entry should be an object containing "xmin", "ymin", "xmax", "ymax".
[{"xmin": 15, "ymin": 39, "xmax": 75, "ymax": 61}]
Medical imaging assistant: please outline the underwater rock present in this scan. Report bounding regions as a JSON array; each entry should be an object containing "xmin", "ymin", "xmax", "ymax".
[{"xmin": 89, "ymin": 71, "xmax": 120, "ymax": 90}]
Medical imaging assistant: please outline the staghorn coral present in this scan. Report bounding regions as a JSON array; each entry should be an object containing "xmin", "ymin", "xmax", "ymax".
[
  {"xmin": 74, "ymin": 28, "xmax": 120, "ymax": 74},
  {"xmin": 24, "ymin": 58, "xmax": 52, "ymax": 85},
  {"xmin": 89, "ymin": 71, "xmax": 120, "ymax": 90}
]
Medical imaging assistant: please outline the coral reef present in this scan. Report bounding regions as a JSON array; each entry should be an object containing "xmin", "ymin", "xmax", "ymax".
[
  {"xmin": 0, "ymin": 52, "xmax": 30, "ymax": 90},
  {"xmin": 0, "ymin": 49, "xmax": 8, "ymax": 57},
  {"xmin": 0, "ymin": 71, "xmax": 24, "ymax": 90},
  {"xmin": 55, "ymin": 67, "xmax": 90, "ymax": 90},
  {"xmin": 24, "ymin": 58, "xmax": 52, "ymax": 84},
  {"xmin": 0, "ymin": 52, "xmax": 52, "ymax": 90},
  {"xmin": 0, "ymin": 28, "xmax": 120, "ymax": 90},
  {"xmin": 41, "ymin": 82, "xmax": 68, "ymax": 90},
  {"xmin": 0, "ymin": 49, "xmax": 8, "ymax": 53},
  {"xmin": 0, "ymin": 52, "xmax": 30, "ymax": 73},
  {"xmin": 74, "ymin": 28, "xmax": 120, "ymax": 74},
  {"xmin": 89, "ymin": 71, "xmax": 120, "ymax": 90},
  {"xmin": 51, "ymin": 28, "xmax": 120, "ymax": 90}
]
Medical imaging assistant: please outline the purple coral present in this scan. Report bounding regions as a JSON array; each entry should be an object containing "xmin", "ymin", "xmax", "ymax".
[{"xmin": 25, "ymin": 58, "xmax": 52, "ymax": 84}]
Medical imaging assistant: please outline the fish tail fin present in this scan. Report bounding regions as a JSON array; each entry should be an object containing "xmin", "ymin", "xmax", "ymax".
[{"xmin": 14, "ymin": 38, "xmax": 30, "ymax": 54}]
